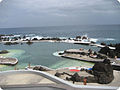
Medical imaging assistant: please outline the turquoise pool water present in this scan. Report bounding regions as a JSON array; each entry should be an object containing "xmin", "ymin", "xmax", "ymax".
[{"xmin": 0, "ymin": 42, "xmax": 98, "ymax": 71}]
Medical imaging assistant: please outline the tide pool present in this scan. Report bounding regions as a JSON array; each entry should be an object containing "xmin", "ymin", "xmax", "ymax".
[
  {"xmin": 0, "ymin": 49, "xmax": 25, "ymax": 58},
  {"xmin": 0, "ymin": 42, "xmax": 98, "ymax": 71},
  {"xmin": 0, "ymin": 49, "xmax": 25, "ymax": 71}
]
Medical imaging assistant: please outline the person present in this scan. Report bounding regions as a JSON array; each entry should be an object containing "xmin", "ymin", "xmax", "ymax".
[
  {"xmin": 115, "ymin": 56, "xmax": 117, "ymax": 60},
  {"xmin": 83, "ymin": 77, "xmax": 87, "ymax": 85}
]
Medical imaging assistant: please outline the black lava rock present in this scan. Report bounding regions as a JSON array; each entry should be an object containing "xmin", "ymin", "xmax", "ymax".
[
  {"xmin": 99, "ymin": 46, "xmax": 110, "ymax": 55},
  {"xmin": 33, "ymin": 66, "xmax": 48, "ymax": 71},
  {"xmin": 55, "ymin": 72, "xmax": 62, "ymax": 77},
  {"xmin": 99, "ymin": 43, "xmax": 120, "ymax": 58},
  {"xmin": 69, "ymin": 73, "xmax": 81, "ymax": 83},
  {"xmin": 92, "ymin": 59, "xmax": 114, "ymax": 84}
]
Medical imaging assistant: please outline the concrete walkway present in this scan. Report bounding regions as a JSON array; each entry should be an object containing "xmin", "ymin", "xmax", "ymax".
[
  {"xmin": 0, "ymin": 70, "xmax": 119, "ymax": 90},
  {"xmin": 0, "ymin": 72, "xmax": 55, "ymax": 85}
]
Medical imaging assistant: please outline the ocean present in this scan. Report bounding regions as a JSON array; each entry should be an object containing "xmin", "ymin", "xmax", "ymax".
[{"xmin": 0, "ymin": 25, "xmax": 120, "ymax": 71}]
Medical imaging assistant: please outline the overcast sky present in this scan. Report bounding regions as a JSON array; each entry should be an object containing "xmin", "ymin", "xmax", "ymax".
[{"xmin": 0, "ymin": 0, "xmax": 120, "ymax": 28}]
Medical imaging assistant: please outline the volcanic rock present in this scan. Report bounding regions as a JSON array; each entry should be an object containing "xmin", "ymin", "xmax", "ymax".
[{"xmin": 92, "ymin": 59, "xmax": 114, "ymax": 84}]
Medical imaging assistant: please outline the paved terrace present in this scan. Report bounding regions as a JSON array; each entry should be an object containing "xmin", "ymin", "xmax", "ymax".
[
  {"xmin": 62, "ymin": 49, "xmax": 120, "ymax": 68},
  {"xmin": 0, "ymin": 58, "xmax": 18, "ymax": 65},
  {"xmin": 0, "ymin": 70, "xmax": 119, "ymax": 90}
]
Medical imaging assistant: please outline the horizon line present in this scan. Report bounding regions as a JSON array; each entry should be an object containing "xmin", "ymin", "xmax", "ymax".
[{"xmin": 0, "ymin": 24, "xmax": 120, "ymax": 29}]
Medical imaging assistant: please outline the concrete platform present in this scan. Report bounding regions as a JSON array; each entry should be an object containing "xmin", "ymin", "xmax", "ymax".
[
  {"xmin": 0, "ymin": 57, "xmax": 18, "ymax": 65},
  {"xmin": 0, "ymin": 70, "xmax": 119, "ymax": 90}
]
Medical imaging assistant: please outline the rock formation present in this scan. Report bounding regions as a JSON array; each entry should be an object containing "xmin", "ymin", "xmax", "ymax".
[
  {"xmin": 0, "ymin": 50, "xmax": 9, "ymax": 54},
  {"xmin": 33, "ymin": 66, "xmax": 49, "ymax": 71},
  {"xmin": 55, "ymin": 59, "xmax": 114, "ymax": 84},
  {"xmin": 26, "ymin": 40, "xmax": 33, "ymax": 45},
  {"xmin": 92, "ymin": 59, "xmax": 114, "ymax": 84},
  {"xmin": 66, "ymin": 73, "xmax": 81, "ymax": 84},
  {"xmin": 99, "ymin": 43, "xmax": 120, "ymax": 58},
  {"xmin": 99, "ymin": 46, "xmax": 110, "ymax": 55}
]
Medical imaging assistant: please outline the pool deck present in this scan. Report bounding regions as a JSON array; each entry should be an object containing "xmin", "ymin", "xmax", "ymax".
[
  {"xmin": 90, "ymin": 44, "xmax": 115, "ymax": 49},
  {"xmin": 0, "ymin": 70, "xmax": 119, "ymax": 90},
  {"xmin": 26, "ymin": 65, "xmax": 120, "ymax": 87},
  {"xmin": 59, "ymin": 49, "xmax": 120, "ymax": 70},
  {"xmin": 0, "ymin": 57, "xmax": 18, "ymax": 65},
  {"xmin": 0, "ymin": 72, "xmax": 56, "ymax": 85},
  {"xmin": 61, "ymin": 54, "xmax": 120, "ymax": 69},
  {"xmin": 61, "ymin": 53, "xmax": 103, "ymax": 63}
]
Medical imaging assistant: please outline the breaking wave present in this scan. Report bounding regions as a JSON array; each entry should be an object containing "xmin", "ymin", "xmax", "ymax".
[{"xmin": 97, "ymin": 38, "xmax": 115, "ymax": 41}]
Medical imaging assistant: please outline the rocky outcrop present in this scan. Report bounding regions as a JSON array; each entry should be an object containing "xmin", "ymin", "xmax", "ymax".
[
  {"xmin": 99, "ymin": 46, "xmax": 110, "ymax": 55},
  {"xmin": 55, "ymin": 59, "xmax": 114, "ymax": 84},
  {"xmin": 99, "ymin": 43, "xmax": 120, "ymax": 58},
  {"xmin": 0, "ymin": 50, "xmax": 9, "ymax": 54},
  {"xmin": 33, "ymin": 66, "xmax": 50, "ymax": 71},
  {"xmin": 54, "ymin": 72, "xmax": 68, "ymax": 77},
  {"xmin": 4, "ymin": 42, "xmax": 19, "ymax": 45},
  {"xmin": 92, "ymin": 59, "xmax": 114, "ymax": 84},
  {"xmin": 66, "ymin": 73, "xmax": 84, "ymax": 84},
  {"xmin": 26, "ymin": 40, "xmax": 33, "ymax": 45},
  {"xmin": 55, "ymin": 72, "xmax": 97, "ymax": 84}
]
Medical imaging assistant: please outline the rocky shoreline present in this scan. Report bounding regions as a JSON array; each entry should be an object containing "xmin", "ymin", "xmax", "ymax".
[{"xmin": 0, "ymin": 34, "xmax": 97, "ymax": 46}]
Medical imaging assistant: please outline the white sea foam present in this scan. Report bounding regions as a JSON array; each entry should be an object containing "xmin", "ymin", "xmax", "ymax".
[
  {"xmin": 59, "ymin": 37, "xmax": 68, "ymax": 39},
  {"xmin": 53, "ymin": 51, "xmax": 64, "ymax": 57},
  {"xmin": 105, "ymin": 38, "xmax": 115, "ymax": 41},
  {"xmin": 97, "ymin": 38, "xmax": 115, "ymax": 41},
  {"xmin": 90, "ymin": 38, "xmax": 98, "ymax": 42}
]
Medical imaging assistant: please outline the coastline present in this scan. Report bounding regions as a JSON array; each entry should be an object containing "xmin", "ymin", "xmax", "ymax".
[{"xmin": 0, "ymin": 39, "xmax": 115, "ymax": 50}]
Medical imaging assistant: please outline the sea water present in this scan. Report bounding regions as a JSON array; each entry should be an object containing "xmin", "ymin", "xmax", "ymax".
[{"xmin": 0, "ymin": 25, "xmax": 120, "ymax": 71}]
